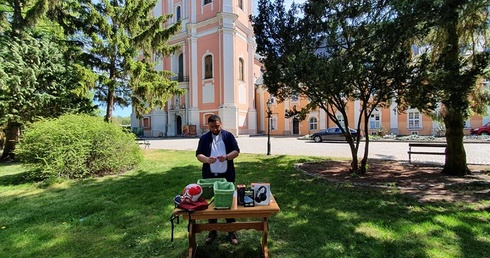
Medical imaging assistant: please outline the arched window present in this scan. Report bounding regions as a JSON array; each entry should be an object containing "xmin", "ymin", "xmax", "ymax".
[
  {"xmin": 204, "ymin": 55, "xmax": 213, "ymax": 79},
  {"xmin": 238, "ymin": 58, "xmax": 244, "ymax": 81},
  {"xmin": 309, "ymin": 117, "xmax": 318, "ymax": 130},
  {"xmin": 176, "ymin": 6, "xmax": 181, "ymax": 21}
]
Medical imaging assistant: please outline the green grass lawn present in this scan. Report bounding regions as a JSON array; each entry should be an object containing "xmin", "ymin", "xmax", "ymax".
[{"xmin": 1, "ymin": 150, "xmax": 489, "ymax": 258}]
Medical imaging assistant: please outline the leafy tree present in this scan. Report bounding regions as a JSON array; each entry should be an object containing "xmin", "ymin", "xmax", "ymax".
[
  {"xmin": 254, "ymin": 0, "xmax": 417, "ymax": 173},
  {"xmin": 69, "ymin": 0, "xmax": 185, "ymax": 122},
  {"xmin": 399, "ymin": 0, "xmax": 490, "ymax": 176}
]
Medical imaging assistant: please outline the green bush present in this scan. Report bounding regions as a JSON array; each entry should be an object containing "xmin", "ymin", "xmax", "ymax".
[{"xmin": 15, "ymin": 114, "xmax": 143, "ymax": 179}]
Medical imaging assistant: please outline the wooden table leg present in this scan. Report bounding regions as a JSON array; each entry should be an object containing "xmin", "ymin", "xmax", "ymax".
[
  {"xmin": 262, "ymin": 217, "xmax": 269, "ymax": 258},
  {"xmin": 188, "ymin": 220, "xmax": 196, "ymax": 258}
]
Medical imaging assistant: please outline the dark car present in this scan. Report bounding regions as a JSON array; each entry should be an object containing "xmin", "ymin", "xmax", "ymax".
[
  {"xmin": 310, "ymin": 127, "xmax": 359, "ymax": 142},
  {"xmin": 470, "ymin": 122, "xmax": 490, "ymax": 135}
]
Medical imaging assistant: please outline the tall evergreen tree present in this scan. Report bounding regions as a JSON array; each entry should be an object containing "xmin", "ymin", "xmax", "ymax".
[
  {"xmin": 0, "ymin": 0, "xmax": 96, "ymax": 160},
  {"xmin": 0, "ymin": 33, "xmax": 96, "ymax": 160},
  {"xmin": 73, "ymin": 0, "xmax": 185, "ymax": 122}
]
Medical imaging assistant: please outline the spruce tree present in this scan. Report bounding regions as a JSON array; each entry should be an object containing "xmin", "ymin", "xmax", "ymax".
[
  {"xmin": 0, "ymin": 0, "xmax": 96, "ymax": 161},
  {"xmin": 73, "ymin": 0, "xmax": 185, "ymax": 122}
]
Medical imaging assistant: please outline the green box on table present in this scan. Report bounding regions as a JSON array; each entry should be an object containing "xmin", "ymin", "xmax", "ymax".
[
  {"xmin": 197, "ymin": 178, "xmax": 227, "ymax": 199},
  {"xmin": 213, "ymin": 181, "xmax": 235, "ymax": 209}
]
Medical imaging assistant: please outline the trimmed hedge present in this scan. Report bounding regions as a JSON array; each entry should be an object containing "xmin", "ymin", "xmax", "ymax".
[{"xmin": 16, "ymin": 114, "xmax": 143, "ymax": 179}]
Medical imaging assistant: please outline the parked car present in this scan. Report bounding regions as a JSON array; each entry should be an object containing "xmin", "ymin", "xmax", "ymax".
[
  {"xmin": 310, "ymin": 127, "xmax": 359, "ymax": 142},
  {"xmin": 470, "ymin": 122, "xmax": 490, "ymax": 135}
]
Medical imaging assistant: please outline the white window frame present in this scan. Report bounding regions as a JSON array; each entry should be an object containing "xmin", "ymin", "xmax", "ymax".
[
  {"xmin": 271, "ymin": 115, "xmax": 277, "ymax": 131},
  {"xmin": 309, "ymin": 117, "xmax": 318, "ymax": 130},
  {"xmin": 369, "ymin": 110, "xmax": 381, "ymax": 129},
  {"xmin": 336, "ymin": 112, "xmax": 344, "ymax": 127},
  {"xmin": 203, "ymin": 54, "xmax": 213, "ymax": 79},
  {"xmin": 407, "ymin": 109, "xmax": 421, "ymax": 128},
  {"xmin": 176, "ymin": 5, "xmax": 181, "ymax": 21},
  {"xmin": 238, "ymin": 58, "xmax": 244, "ymax": 81}
]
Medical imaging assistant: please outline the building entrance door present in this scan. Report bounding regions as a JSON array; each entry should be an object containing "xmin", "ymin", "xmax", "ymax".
[
  {"xmin": 293, "ymin": 118, "xmax": 299, "ymax": 135},
  {"xmin": 176, "ymin": 116, "xmax": 182, "ymax": 135}
]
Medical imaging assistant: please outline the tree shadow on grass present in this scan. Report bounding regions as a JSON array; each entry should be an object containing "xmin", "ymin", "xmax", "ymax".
[
  {"xmin": 0, "ymin": 162, "xmax": 37, "ymax": 186},
  {"xmin": 1, "ymin": 153, "xmax": 489, "ymax": 258},
  {"xmin": 0, "ymin": 171, "xmax": 33, "ymax": 186}
]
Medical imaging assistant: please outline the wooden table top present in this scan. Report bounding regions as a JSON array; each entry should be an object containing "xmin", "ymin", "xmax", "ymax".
[{"xmin": 174, "ymin": 193, "xmax": 280, "ymax": 220}]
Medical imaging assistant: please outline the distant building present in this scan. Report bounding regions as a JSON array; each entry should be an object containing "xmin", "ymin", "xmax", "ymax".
[
  {"xmin": 132, "ymin": 1, "xmax": 490, "ymax": 137},
  {"xmin": 131, "ymin": 0, "xmax": 261, "ymax": 137}
]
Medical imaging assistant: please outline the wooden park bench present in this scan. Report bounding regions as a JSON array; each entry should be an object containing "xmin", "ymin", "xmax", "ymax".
[
  {"xmin": 408, "ymin": 143, "xmax": 447, "ymax": 163},
  {"xmin": 136, "ymin": 138, "xmax": 150, "ymax": 149}
]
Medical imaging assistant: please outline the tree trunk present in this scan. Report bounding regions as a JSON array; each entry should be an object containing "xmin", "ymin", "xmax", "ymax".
[
  {"xmin": 442, "ymin": 111, "xmax": 469, "ymax": 176},
  {"xmin": 359, "ymin": 116, "xmax": 370, "ymax": 175},
  {"xmin": 349, "ymin": 139, "xmax": 359, "ymax": 173},
  {"xmin": 360, "ymin": 135, "xmax": 369, "ymax": 175},
  {"xmin": 105, "ymin": 88, "xmax": 114, "ymax": 123},
  {"xmin": 0, "ymin": 122, "xmax": 20, "ymax": 161},
  {"xmin": 440, "ymin": 1, "xmax": 469, "ymax": 176}
]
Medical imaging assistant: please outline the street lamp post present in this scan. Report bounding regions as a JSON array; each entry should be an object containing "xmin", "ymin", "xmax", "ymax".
[{"xmin": 266, "ymin": 100, "xmax": 272, "ymax": 155}]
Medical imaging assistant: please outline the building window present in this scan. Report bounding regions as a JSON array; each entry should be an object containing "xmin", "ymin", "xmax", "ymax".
[
  {"xmin": 143, "ymin": 117, "xmax": 150, "ymax": 129},
  {"xmin": 309, "ymin": 117, "xmax": 318, "ymax": 130},
  {"xmin": 204, "ymin": 0, "xmax": 212, "ymax": 5},
  {"xmin": 408, "ymin": 110, "xmax": 421, "ymax": 128},
  {"xmin": 176, "ymin": 6, "xmax": 181, "ymax": 21},
  {"xmin": 178, "ymin": 53, "xmax": 184, "ymax": 81},
  {"xmin": 336, "ymin": 112, "xmax": 344, "ymax": 127},
  {"xmin": 238, "ymin": 58, "xmax": 244, "ymax": 81},
  {"xmin": 238, "ymin": 0, "xmax": 243, "ymax": 9},
  {"xmin": 175, "ymin": 96, "xmax": 180, "ymax": 107},
  {"xmin": 268, "ymin": 96, "xmax": 275, "ymax": 104},
  {"xmin": 369, "ymin": 112, "xmax": 380, "ymax": 129},
  {"xmin": 291, "ymin": 94, "xmax": 299, "ymax": 102},
  {"xmin": 204, "ymin": 55, "xmax": 213, "ymax": 79},
  {"xmin": 482, "ymin": 78, "xmax": 490, "ymax": 89},
  {"xmin": 271, "ymin": 116, "xmax": 277, "ymax": 131}
]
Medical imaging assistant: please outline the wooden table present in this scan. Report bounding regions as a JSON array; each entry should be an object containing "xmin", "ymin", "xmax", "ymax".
[{"xmin": 173, "ymin": 194, "xmax": 280, "ymax": 258}]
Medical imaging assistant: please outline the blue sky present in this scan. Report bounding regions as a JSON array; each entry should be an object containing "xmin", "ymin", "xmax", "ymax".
[{"xmin": 110, "ymin": 0, "xmax": 305, "ymax": 117}]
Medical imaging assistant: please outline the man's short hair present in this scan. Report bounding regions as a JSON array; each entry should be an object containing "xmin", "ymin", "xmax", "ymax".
[{"xmin": 208, "ymin": 115, "xmax": 221, "ymax": 123}]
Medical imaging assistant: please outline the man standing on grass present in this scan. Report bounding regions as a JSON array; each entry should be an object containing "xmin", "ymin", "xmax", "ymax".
[{"xmin": 195, "ymin": 114, "xmax": 240, "ymax": 245}]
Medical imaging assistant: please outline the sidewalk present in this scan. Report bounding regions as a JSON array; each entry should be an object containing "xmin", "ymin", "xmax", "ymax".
[{"xmin": 145, "ymin": 136, "xmax": 490, "ymax": 165}]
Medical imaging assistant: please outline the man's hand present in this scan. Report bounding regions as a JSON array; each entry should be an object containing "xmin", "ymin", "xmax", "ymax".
[
  {"xmin": 208, "ymin": 156, "xmax": 217, "ymax": 164},
  {"xmin": 217, "ymin": 155, "xmax": 227, "ymax": 162}
]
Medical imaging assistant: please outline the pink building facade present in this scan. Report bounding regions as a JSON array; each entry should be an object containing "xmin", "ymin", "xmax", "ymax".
[{"xmin": 131, "ymin": 0, "xmax": 261, "ymax": 137}]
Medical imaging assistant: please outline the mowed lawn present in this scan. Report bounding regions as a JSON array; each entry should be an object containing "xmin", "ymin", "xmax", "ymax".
[{"xmin": 1, "ymin": 149, "xmax": 489, "ymax": 258}]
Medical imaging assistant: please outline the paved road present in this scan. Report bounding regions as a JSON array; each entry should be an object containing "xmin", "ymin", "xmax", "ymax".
[{"xmin": 145, "ymin": 136, "xmax": 490, "ymax": 165}]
